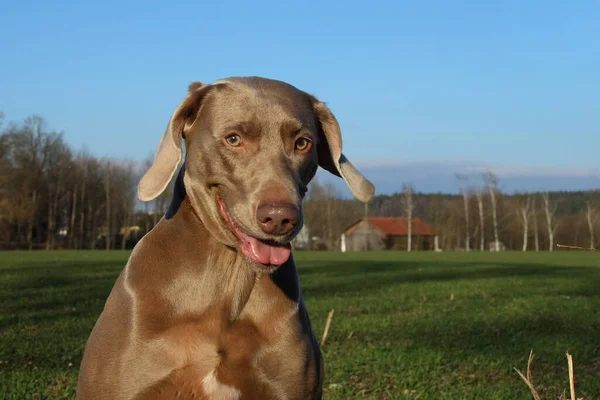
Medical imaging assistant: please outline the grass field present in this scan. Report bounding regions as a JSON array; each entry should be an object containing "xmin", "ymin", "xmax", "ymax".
[{"xmin": 1, "ymin": 250, "xmax": 599, "ymax": 399}]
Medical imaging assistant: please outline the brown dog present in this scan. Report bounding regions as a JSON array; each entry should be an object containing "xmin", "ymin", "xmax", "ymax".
[{"xmin": 77, "ymin": 77, "xmax": 374, "ymax": 399}]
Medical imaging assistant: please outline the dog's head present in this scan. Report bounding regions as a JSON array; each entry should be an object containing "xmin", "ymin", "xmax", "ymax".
[{"xmin": 139, "ymin": 77, "xmax": 374, "ymax": 270}]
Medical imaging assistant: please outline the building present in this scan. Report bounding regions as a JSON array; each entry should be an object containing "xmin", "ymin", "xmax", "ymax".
[{"xmin": 341, "ymin": 217, "xmax": 437, "ymax": 251}]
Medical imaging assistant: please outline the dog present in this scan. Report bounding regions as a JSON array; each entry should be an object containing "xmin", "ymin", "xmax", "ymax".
[{"xmin": 77, "ymin": 76, "xmax": 374, "ymax": 399}]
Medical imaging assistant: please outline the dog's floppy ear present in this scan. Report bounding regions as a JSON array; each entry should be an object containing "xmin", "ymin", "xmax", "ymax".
[
  {"xmin": 138, "ymin": 82, "xmax": 210, "ymax": 202},
  {"xmin": 313, "ymin": 101, "xmax": 375, "ymax": 203}
]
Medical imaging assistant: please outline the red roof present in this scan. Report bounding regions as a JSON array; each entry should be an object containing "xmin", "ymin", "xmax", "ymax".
[{"xmin": 346, "ymin": 217, "xmax": 436, "ymax": 236}]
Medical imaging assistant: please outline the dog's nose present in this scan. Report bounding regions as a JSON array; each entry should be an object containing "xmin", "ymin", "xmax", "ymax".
[{"xmin": 256, "ymin": 203, "xmax": 298, "ymax": 235}]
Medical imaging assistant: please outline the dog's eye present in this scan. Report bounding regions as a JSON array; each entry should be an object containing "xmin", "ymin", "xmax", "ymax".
[
  {"xmin": 295, "ymin": 137, "xmax": 311, "ymax": 151},
  {"xmin": 225, "ymin": 134, "xmax": 242, "ymax": 147}
]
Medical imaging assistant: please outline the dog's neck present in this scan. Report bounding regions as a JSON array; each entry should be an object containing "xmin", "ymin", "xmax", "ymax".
[{"xmin": 166, "ymin": 197, "xmax": 257, "ymax": 320}]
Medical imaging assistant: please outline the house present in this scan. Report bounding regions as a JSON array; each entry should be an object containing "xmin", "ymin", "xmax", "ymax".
[{"xmin": 341, "ymin": 217, "xmax": 437, "ymax": 251}]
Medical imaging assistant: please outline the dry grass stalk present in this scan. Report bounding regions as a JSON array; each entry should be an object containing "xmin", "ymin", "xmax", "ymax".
[
  {"xmin": 556, "ymin": 244, "xmax": 600, "ymax": 253},
  {"xmin": 515, "ymin": 350, "xmax": 583, "ymax": 400},
  {"xmin": 567, "ymin": 352, "xmax": 576, "ymax": 400},
  {"xmin": 321, "ymin": 309, "xmax": 335, "ymax": 346},
  {"xmin": 514, "ymin": 350, "xmax": 542, "ymax": 400}
]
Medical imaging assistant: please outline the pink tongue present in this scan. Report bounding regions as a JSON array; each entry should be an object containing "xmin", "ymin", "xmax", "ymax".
[
  {"xmin": 240, "ymin": 238, "xmax": 291, "ymax": 266},
  {"xmin": 217, "ymin": 197, "xmax": 291, "ymax": 266}
]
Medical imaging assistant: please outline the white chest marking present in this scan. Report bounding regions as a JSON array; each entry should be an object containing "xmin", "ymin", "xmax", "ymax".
[{"xmin": 202, "ymin": 370, "xmax": 241, "ymax": 400}]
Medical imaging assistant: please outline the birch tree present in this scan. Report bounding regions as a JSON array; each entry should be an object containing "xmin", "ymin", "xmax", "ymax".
[
  {"xmin": 456, "ymin": 173, "xmax": 471, "ymax": 252},
  {"xmin": 531, "ymin": 196, "xmax": 540, "ymax": 251},
  {"xmin": 541, "ymin": 192, "xmax": 558, "ymax": 251},
  {"xmin": 585, "ymin": 200, "xmax": 597, "ymax": 249},
  {"xmin": 483, "ymin": 172, "xmax": 500, "ymax": 251},
  {"xmin": 475, "ymin": 187, "xmax": 485, "ymax": 251},
  {"xmin": 516, "ymin": 196, "xmax": 531, "ymax": 252}
]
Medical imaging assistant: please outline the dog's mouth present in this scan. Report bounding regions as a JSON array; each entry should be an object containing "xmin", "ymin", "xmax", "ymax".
[{"xmin": 216, "ymin": 195, "xmax": 291, "ymax": 268}]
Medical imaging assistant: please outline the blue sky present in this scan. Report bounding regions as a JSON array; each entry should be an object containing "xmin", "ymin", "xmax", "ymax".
[{"xmin": 2, "ymin": 0, "xmax": 599, "ymax": 182}]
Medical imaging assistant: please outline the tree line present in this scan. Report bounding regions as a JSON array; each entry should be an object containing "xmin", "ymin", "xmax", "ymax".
[
  {"xmin": 304, "ymin": 176, "xmax": 599, "ymax": 252},
  {"xmin": 0, "ymin": 113, "xmax": 597, "ymax": 251},
  {"xmin": 0, "ymin": 114, "xmax": 172, "ymax": 250}
]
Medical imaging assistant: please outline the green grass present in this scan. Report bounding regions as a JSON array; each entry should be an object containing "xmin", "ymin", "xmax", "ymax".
[{"xmin": 1, "ymin": 251, "xmax": 599, "ymax": 399}]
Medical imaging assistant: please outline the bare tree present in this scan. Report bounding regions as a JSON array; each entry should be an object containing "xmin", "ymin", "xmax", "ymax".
[
  {"xmin": 82, "ymin": 156, "xmax": 105, "ymax": 250},
  {"xmin": 456, "ymin": 173, "xmax": 471, "ymax": 252},
  {"xmin": 116, "ymin": 160, "xmax": 137, "ymax": 250},
  {"xmin": 475, "ymin": 187, "xmax": 485, "ymax": 251},
  {"xmin": 70, "ymin": 153, "xmax": 89, "ymax": 248},
  {"xmin": 585, "ymin": 200, "xmax": 596, "ymax": 249},
  {"xmin": 516, "ymin": 196, "xmax": 531, "ymax": 252},
  {"xmin": 6, "ymin": 115, "xmax": 55, "ymax": 249},
  {"xmin": 531, "ymin": 196, "xmax": 540, "ymax": 251},
  {"xmin": 0, "ymin": 132, "xmax": 10, "ymax": 224},
  {"xmin": 541, "ymin": 192, "xmax": 558, "ymax": 251},
  {"xmin": 44, "ymin": 135, "xmax": 71, "ymax": 250},
  {"xmin": 401, "ymin": 183, "xmax": 416, "ymax": 252},
  {"xmin": 483, "ymin": 172, "xmax": 500, "ymax": 251},
  {"xmin": 68, "ymin": 182, "xmax": 78, "ymax": 247},
  {"xmin": 104, "ymin": 161, "xmax": 112, "ymax": 250}
]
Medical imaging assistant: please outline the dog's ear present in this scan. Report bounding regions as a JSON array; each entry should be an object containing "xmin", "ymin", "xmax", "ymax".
[
  {"xmin": 313, "ymin": 101, "xmax": 375, "ymax": 203},
  {"xmin": 138, "ymin": 82, "xmax": 210, "ymax": 201}
]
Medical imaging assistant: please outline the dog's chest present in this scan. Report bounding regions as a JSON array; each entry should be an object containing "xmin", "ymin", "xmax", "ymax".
[
  {"xmin": 148, "ymin": 285, "xmax": 312, "ymax": 399},
  {"xmin": 199, "ymin": 316, "xmax": 307, "ymax": 397},
  {"xmin": 204, "ymin": 297, "xmax": 308, "ymax": 396}
]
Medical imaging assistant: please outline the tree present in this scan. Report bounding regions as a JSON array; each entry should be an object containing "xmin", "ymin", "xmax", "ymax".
[
  {"xmin": 401, "ymin": 183, "xmax": 416, "ymax": 252},
  {"xmin": 541, "ymin": 192, "xmax": 558, "ymax": 251},
  {"xmin": 82, "ymin": 156, "xmax": 105, "ymax": 250},
  {"xmin": 585, "ymin": 200, "xmax": 597, "ymax": 249},
  {"xmin": 0, "ymin": 131, "xmax": 11, "ymax": 222},
  {"xmin": 43, "ymin": 134, "xmax": 71, "ymax": 250},
  {"xmin": 475, "ymin": 187, "xmax": 485, "ymax": 251},
  {"xmin": 6, "ymin": 116, "xmax": 55, "ymax": 249},
  {"xmin": 516, "ymin": 196, "xmax": 531, "ymax": 252},
  {"xmin": 483, "ymin": 172, "xmax": 500, "ymax": 251},
  {"xmin": 531, "ymin": 196, "xmax": 540, "ymax": 252},
  {"xmin": 115, "ymin": 160, "xmax": 137, "ymax": 249},
  {"xmin": 456, "ymin": 173, "xmax": 471, "ymax": 252},
  {"xmin": 104, "ymin": 161, "xmax": 112, "ymax": 250}
]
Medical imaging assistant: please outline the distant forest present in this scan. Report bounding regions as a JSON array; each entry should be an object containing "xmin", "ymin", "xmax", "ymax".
[{"xmin": 1, "ymin": 113, "xmax": 598, "ymax": 251}]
